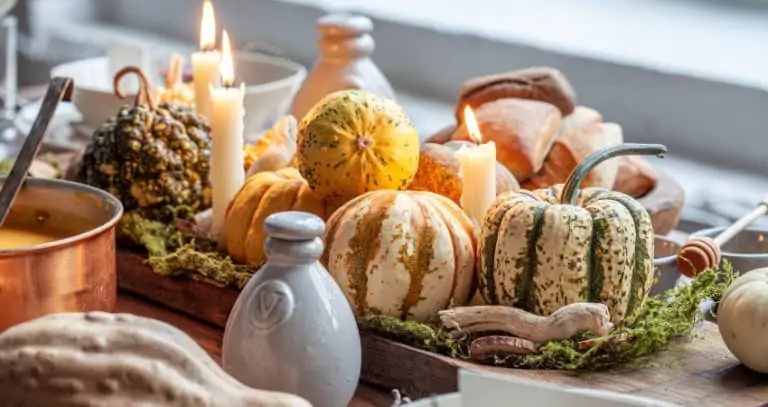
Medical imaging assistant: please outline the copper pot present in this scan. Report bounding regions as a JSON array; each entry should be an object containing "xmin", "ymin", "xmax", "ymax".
[{"xmin": 0, "ymin": 177, "xmax": 123, "ymax": 331}]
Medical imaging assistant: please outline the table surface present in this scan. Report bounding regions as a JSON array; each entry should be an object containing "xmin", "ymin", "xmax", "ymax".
[{"xmin": 115, "ymin": 292, "xmax": 397, "ymax": 407}]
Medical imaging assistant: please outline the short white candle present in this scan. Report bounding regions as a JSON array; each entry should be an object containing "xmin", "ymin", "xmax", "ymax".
[
  {"xmin": 455, "ymin": 106, "xmax": 497, "ymax": 231},
  {"xmin": 209, "ymin": 30, "xmax": 245, "ymax": 240},
  {"xmin": 191, "ymin": 0, "xmax": 221, "ymax": 118}
]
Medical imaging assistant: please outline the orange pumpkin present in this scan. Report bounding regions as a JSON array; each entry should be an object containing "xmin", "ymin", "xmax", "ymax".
[{"xmin": 222, "ymin": 168, "xmax": 332, "ymax": 267}]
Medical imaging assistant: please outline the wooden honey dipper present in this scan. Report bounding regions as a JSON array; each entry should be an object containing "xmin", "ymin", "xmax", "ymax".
[{"xmin": 677, "ymin": 197, "xmax": 768, "ymax": 277}]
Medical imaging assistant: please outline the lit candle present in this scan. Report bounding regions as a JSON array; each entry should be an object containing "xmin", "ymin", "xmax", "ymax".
[
  {"xmin": 191, "ymin": 0, "xmax": 221, "ymax": 118},
  {"xmin": 455, "ymin": 106, "xmax": 496, "ymax": 231},
  {"xmin": 209, "ymin": 30, "xmax": 246, "ymax": 239}
]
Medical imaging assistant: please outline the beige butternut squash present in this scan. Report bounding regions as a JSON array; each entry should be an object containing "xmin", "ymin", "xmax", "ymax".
[{"xmin": 0, "ymin": 312, "xmax": 312, "ymax": 407}]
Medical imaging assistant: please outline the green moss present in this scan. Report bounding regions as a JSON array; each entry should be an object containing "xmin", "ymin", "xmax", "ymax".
[
  {"xmin": 357, "ymin": 314, "xmax": 468, "ymax": 359},
  {"xmin": 360, "ymin": 263, "xmax": 736, "ymax": 371},
  {"xmin": 117, "ymin": 211, "xmax": 257, "ymax": 289},
  {"xmin": 118, "ymin": 210, "xmax": 737, "ymax": 371},
  {"xmin": 149, "ymin": 244, "xmax": 255, "ymax": 289}
]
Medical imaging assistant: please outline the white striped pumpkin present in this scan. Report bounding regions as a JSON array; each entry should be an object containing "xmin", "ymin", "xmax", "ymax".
[
  {"xmin": 478, "ymin": 143, "xmax": 665, "ymax": 324},
  {"xmin": 322, "ymin": 190, "xmax": 476, "ymax": 321}
]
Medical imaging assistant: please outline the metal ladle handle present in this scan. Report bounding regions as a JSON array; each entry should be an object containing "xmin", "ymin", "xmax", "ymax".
[{"xmin": 0, "ymin": 76, "xmax": 74, "ymax": 226}]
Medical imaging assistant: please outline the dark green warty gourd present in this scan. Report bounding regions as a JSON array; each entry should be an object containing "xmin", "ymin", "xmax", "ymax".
[{"xmin": 76, "ymin": 66, "xmax": 212, "ymax": 221}]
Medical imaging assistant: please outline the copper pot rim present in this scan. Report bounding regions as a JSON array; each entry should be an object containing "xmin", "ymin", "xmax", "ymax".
[{"xmin": 0, "ymin": 177, "xmax": 123, "ymax": 257}]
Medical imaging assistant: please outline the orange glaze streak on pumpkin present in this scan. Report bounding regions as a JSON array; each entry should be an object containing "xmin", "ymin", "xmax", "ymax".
[
  {"xmin": 321, "ymin": 197, "xmax": 354, "ymax": 267},
  {"xmin": 397, "ymin": 196, "xmax": 437, "ymax": 319},
  {"xmin": 321, "ymin": 192, "xmax": 369, "ymax": 268},
  {"xmin": 344, "ymin": 192, "xmax": 395, "ymax": 315}
]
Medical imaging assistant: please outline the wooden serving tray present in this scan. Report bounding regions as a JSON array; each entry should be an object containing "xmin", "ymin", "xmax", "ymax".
[{"xmin": 118, "ymin": 251, "xmax": 768, "ymax": 407}]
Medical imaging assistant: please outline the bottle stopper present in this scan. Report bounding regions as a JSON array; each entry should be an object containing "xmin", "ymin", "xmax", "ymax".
[{"xmin": 677, "ymin": 197, "xmax": 768, "ymax": 277}]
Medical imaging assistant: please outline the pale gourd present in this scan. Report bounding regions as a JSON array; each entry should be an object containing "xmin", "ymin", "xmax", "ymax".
[
  {"xmin": 717, "ymin": 267, "xmax": 768, "ymax": 373},
  {"xmin": 322, "ymin": 189, "xmax": 476, "ymax": 321},
  {"xmin": 245, "ymin": 115, "xmax": 298, "ymax": 177},
  {"xmin": 0, "ymin": 311, "xmax": 312, "ymax": 407}
]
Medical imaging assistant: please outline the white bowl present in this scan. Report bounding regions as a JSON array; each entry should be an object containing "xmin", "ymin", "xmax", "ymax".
[{"xmin": 50, "ymin": 53, "xmax": 306, "ymax": 139}]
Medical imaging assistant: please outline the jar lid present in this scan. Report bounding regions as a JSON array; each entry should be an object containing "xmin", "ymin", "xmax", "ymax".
[{"xmin": 264, "ymin": 211, "xmax": 325, "ymax": 241}]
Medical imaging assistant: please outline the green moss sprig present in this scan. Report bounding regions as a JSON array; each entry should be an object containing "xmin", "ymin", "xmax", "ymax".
[{"xmin": 117, "ymin": 211, "xmax": 257, "ymax": 289}]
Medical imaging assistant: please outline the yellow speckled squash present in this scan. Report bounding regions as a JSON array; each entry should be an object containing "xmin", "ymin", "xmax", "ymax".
[
  {"xmin": 297, "ymin": 90, "xmax": 420, "ymax": 205},
  {"xmin": 322, "ymin": 190, "xmax": 476, "ymax": 321},
  {"xmin": 223, "ymin": 167, "xmax": 332, "ymax": 267},
  {"xmin": 477, "ymin": 144, "xmax": 665, "ymax": 324}
]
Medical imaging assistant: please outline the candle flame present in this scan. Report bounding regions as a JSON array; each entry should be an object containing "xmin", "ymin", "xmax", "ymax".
[
  {"xmin": 220, "ymin": 30, "xmax": 235, "ymax": 86},
  {"xmin": 200, "ymin": 0, "xmax": 216, "ymax": 50},
  {"xmin": 463, "ymin": 106, "xmax": 482, "ymax": 144}
]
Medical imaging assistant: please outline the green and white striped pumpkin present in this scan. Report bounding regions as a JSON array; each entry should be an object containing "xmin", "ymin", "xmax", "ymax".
[{"xmin": 477, "ymin": 143, "xmax": 666, "ymax": 324}]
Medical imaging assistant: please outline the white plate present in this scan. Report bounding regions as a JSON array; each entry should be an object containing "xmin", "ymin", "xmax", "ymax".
[{"xmin": 405, "ymin": 370, "xmax": 679, "ymax": 407}]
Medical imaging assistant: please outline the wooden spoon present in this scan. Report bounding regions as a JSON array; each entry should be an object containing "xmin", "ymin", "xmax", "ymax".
[
  {"xmin": 676, "ymin": 196, "xmax": 768, "ymax": 277},
  {"xmin": 0, "ymin": 77, "xmax": 74, "ymax": 226}
]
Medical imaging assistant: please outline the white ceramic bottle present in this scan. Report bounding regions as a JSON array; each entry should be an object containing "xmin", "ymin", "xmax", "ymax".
[
  {"xmin": 289, "ymin": 13, "xmax": 395, "ymax": 119},
  {"xmin": 222, "ymin": 211, "xmax": 362, "ymax": 407}
]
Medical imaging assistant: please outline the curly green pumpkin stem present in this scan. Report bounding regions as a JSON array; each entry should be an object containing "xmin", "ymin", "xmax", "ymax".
[
  {"xmin": 113, "ymin": 65, "xmax": 157, "ymax": 110},
  {"xmin": 560, "ymin": 143, "xmax": 667, "ymax": 205}
]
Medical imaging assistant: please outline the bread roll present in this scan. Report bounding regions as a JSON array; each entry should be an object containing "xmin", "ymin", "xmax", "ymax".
[
  {"xmin": 451, "ymin": 98, "xmax": 562, "ymax": 181},
  {"xmin": 456, "ymin": 67, "xmax": 577, "ymax": 120},
  {"xmin": 560, "ymin": 106, "xmax": 603, "ymax": 135},
  {"xmin": 613, "ymin": 156, "xmax": 659, "ymax": 197},
  {"xmin": 425, "ymin": 124, "xmax": 458, "ymax": 144},
  {"xmin": 522, "ymin": 122, "xmax": 623, "ymax": 190}
]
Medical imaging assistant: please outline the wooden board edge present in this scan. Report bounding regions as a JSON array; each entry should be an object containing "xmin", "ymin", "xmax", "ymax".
[
  {"xmin": 117, "ymin": 250, "xmax": 236, "ymax": 329},
  {"xmin": 360, "ymin": 330, "xmax": 462, "ymax": 398}
]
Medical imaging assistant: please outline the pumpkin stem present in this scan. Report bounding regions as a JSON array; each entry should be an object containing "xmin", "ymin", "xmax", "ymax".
[
  {"xmin": 560, "ymin": 143, "xmax": 667, "ymax": 205},
  {"xmin": 356, "ymin": 135, "xmax": 373, "ymax": 151},
  {"xmin": 166, "ymin": 53, "xmax": 184, "ymax": 89},
  {"xmin": 113, "ymin": 66, "xmax": 157, "ymax": 110}
]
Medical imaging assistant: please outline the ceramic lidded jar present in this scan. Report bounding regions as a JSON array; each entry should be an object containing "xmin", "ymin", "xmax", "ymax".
[
  {"xmin": 222, "ymin": 211, "xmax": 362, "ymax": 407},
  {"xmin": 289, "ymin": 13, "xmax": 395, "ymax": 119}
]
